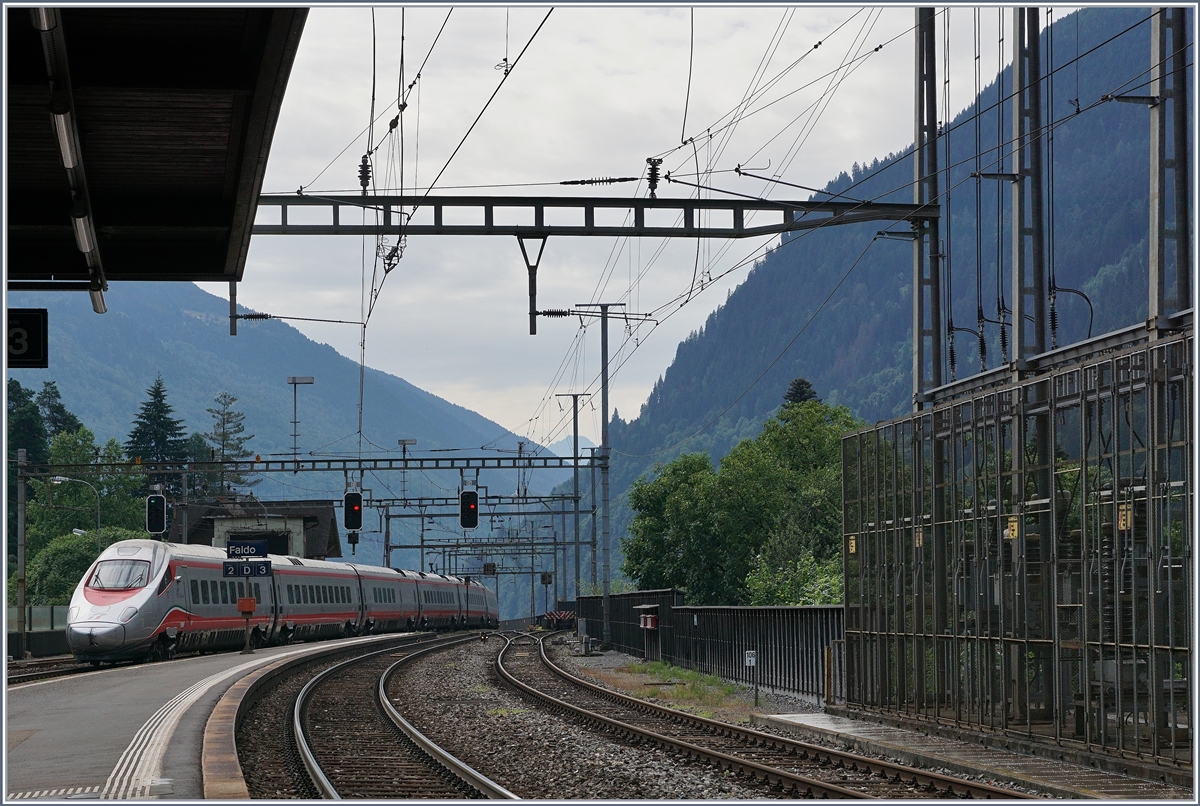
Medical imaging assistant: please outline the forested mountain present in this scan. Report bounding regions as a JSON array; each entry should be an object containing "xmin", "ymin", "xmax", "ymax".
[
  {"xmin": 7, "ymin": 282, "xmax": 562, "ymax": 569},
  {"xmin": 602, "ymin": 7, "xmax": 1175, "ymax": 556}
]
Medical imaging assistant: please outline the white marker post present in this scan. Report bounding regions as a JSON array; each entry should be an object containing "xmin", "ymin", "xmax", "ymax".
[{"xmin": 745, "ymin": 649, "xmax": 758, "ymax": 706}]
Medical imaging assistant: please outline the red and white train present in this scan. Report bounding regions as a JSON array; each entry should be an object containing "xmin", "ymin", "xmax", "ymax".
[{"xmin": 65, "ymin": 539, "xmax": 499, "ymax": 663}]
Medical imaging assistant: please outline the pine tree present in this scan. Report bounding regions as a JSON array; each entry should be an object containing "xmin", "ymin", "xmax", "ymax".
[
  {"xmin": 36, "ymin": 381, "xmax": 83, "ymax": 438},
  {"xmin": 203, "ymin": 392, "xmax": 257, "ymax": 493},
  {"xmin": 783, "ymin": 377, "xmax": 818, "ymax": 405},
  {"xmin": 126, "ymin": 376, "xmax": 188, "ymax": 462}
]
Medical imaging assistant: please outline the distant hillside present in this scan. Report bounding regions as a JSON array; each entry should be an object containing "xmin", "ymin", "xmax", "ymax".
[
  {"xmin": 7, "ymin": 281, "xmax": 564, "ymax": 571},
  {"xmin": 600, "ymin": 7, "xmax": 1167, "ymax": 560}
]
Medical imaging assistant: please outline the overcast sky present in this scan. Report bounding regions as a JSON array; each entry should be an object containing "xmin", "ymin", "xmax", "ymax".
[{"xmin": 200, "ymin": 5, "xmax": 1029, "ymax": 449}]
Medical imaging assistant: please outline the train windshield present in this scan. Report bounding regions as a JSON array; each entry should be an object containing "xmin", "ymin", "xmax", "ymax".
[{"xmin": 87, "ymin": 559, "xmax": 151, "ymax": 589}]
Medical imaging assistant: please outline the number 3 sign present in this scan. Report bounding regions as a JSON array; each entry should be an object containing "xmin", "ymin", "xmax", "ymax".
[{"xmin": 8, "ymin": 309, "xmax": 48, "ymax": 368}]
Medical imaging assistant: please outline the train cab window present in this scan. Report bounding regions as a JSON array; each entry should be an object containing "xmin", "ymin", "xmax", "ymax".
[
  {"xmin": 253, "ymin": 583, "xmax": 261, "ymax": 603},
  {"xmin": 191, "ymin": 579, "xmax": 201, "ymax": 605},
  {"xmin": 87, "ymin": 559, "xmax": 151, "ymax": 590}
]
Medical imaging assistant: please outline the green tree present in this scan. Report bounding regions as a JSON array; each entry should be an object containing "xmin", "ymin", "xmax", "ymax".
[
  {"xmin": 126, "ymin": 375, "xmax": 188, "ymax": 461},
  {"xmin": 621, "ymin": 400, "xmax": 860, "ymax": 606},
  {"xmin": 622, "ymin": 453, "xmax": 722, "ymax": 602},
  {"xmin": 8, "ymin": 379, "xmax": 48, "ymax": 564},
  {"xmin": 126, "ymin": 376, "xmax": 188, "ymax": 494},
  {"xmin": 784, "ymin": 377, "xmax": 818, "ymax": 405},
  {"xmin": 36, "ymin": 381, "xmax": 83, "ymax": 438},
  {"xmin": 204, "ymin": 391, "xmax": 257, "ymax": 493},
  {"xmin": 25, "ymin": 429, "xmax": 145, "ymax": 560}
]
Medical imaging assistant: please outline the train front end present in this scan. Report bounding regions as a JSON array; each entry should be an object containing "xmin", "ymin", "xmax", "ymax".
[{"xmin": 66, "ymin": 540, "xmax": 171, "ymax": 663}]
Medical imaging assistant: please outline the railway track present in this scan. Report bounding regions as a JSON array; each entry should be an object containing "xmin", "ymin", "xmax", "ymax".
[
  {"xmin": 497, "ymin": 633, "xmax": 1039, "ymax": 800},
  {"xmin": 7, "ymin": 658, "xmax": 110, "ymax": 685},
  {"xmin": 294, "ymin": 633, "xmax": 516, "ymax": 799}
]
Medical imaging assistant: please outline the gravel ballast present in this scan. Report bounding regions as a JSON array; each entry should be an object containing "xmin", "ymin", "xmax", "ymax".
[{"xmin": 390, "ymin": 637, "xmax": 779, "ymax": 799}]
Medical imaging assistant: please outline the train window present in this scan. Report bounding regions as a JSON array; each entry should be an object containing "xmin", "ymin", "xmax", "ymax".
[
  {"xmin": 88, "ymin": 559, "xmax": 151, "ymax": 589},
  {"xmin": 323, "ymin": 586, "xmax": 330, "ymax": 603},
  {"xmin": 341, "ymin": 586, "xmax": 347, "ymax": 603},
  {"xmin": 254, "ymin": 583, "xmax": 261, "ymax": 603},
  {"xmin": 191, "ymin": 579, "xmax": 201, "ymax": 605},
  {"xmin": 220, "ymin": 581, "xmax": 229, "ymax": 604},
  {"xmin": 287, "ymin": 585, "xmax": 294, "ymax": 604},
  {"xmin": 308, "ymin": 585, "xmax": 315, "ymax": 604},
  {"xmin": 301, "ymin": 585, "xmax": 308, "ymax": 604},
  {"xmin": 209, "ymin": 580, "xmax": 219, "ymax": 604},
  {"xmin": 201, "ymin": 580, "xmax": 210, "ymax": 605},
  {"xmin": 236, "ymin": 581, "xmax": 243, "ymax": 599}
]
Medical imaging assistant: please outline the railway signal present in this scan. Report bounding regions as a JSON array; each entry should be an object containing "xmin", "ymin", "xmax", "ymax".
[
  {"xmin": 145, "ymin": 494, "xmax": 167, "ymax": 534},
  {"xmin": 343, "ymin": 491, "xmax": 363, "ymax": 531},
  {"xmin": 459, "ymin": 490, "xmax": 479, "ymax": 530}
]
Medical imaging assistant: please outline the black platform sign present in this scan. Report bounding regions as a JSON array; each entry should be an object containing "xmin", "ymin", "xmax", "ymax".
[
  {"xmin": 223, "ymin": 560, "xmax": 272, "ymax": 578},
  {"xmin": 8, "ymin": 309, "xmax": 48, "ymax": 368},
  {"xmin": 226, "ymin": 539, "xmax": 268, "ymax": 558}
]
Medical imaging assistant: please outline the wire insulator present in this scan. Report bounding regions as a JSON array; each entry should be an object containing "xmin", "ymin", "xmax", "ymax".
[
  {"xmin": 539, "ymin": 309, "xmax": 572, "ymax": 318},
  {"xmin": 1049, "ymin": 292, "xmax": 1059, "ymax": 349},
  {"xmin": 646, "ymin": 157, "xmax": 663, "ymax": 199},
  {"xmin": 978, "ymin": 320, "xmax": 987, "ymax": 371},
  {"xmin": 999, "ymin": 325, "xmax": 1009, "ymax": 363},
  {"xmin": 358, "ymin": 154, "xmax": 372, "ymax": 196},
  {"xmin": 948, "ymin": 338, "xmax": 957, "ymax": 381}
]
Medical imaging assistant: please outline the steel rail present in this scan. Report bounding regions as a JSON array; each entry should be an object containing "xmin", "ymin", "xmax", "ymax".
[
  {"xmin": 378, "ymin": 640, "xmax": 519, "ymax": 800},
  {"xmin": 292, "ymin": 634, "xmax": 485, "ymax": 799},
  {"xmin": 7, "ymin": 665, "xmax": 98, "ymax": 685},
  {"xmin": 494, "ymin": 634, "xmax": 873, "ymax": 799},
  {"xmin": 534, "ymin": 636, "xmax": 1039, "ymax": 800}
]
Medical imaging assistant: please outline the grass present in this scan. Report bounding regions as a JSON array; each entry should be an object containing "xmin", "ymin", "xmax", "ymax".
[
  {"xmin": 487, "ymin": 707, "xmax": 528, "ymax": 717},
  {"xmin": 620, "ymin": 661, "xmax": 741, "ymax": 706}
]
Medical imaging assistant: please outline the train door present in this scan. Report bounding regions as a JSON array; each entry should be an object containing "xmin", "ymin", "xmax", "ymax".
[{"xmin": 173, "ymin": 564, "xmax": 191, "ymax": 626}]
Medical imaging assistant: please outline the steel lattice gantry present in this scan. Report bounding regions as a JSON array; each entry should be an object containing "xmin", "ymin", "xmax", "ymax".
[
  {"xmin": 252, "ymin": 194, "xmax": 935, "ymax": 240},
  {"xmin": 842, "ymin": 334, "xmax": 1192, "ymax": 767}
]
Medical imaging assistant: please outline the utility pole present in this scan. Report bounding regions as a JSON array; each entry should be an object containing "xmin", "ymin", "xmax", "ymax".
[
  {"xmin": 287, "ymin": 376, "xmax": 314, "ymax": 474},
  {"xmin": 575, "ymin": 303, "xmax": 621, "ymax": 645},
  {"xmin": 17, "ymin": 449, "xmax": 27, "ymax": 660},
  {"xmin": 555, "ymin": 392, "xmax": 589, "ymax": 603},
  {"xmin": 588, "ymin": 446, "xmax": 598, "ymax": 589}
]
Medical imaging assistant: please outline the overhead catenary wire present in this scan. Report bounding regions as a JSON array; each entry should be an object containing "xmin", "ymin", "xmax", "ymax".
[{"xmin": 513, "ymin": 20, "xmax": 1171, "ymax": 453}]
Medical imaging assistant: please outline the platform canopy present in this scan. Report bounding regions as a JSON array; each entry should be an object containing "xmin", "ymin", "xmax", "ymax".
[{"xmin": 6, "ymin": 7, "xmax": 307, "ymax": 293}]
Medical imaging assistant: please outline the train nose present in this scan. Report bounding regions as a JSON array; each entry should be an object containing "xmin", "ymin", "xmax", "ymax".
[{"xmin": 67, "ymin": 621, "xmax": 126, "ymax": 652}]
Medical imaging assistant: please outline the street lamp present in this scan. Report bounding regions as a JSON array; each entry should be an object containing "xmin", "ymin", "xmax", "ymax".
[
  {"xmin": 50, "ymin": 476, "xmax": 101, "ymax": 551},
  {"xmin": 287, "ymin": 376, "xmax": 315, "ymax": 473}
]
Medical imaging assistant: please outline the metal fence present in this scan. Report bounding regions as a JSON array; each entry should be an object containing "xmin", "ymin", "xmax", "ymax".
[
  {"xmin": 842, "ymin": 334, "xmax": 1192, "ymax": 766},
  {"xmin": 578, "ymin": 591, "xmax": 844, "ymax": 703},
  {"xmin": 6, "ymin": 606, "xmax": 71, "ymax": 632}
]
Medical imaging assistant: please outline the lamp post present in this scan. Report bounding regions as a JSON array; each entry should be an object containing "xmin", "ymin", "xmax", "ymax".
[
  {"xmin": 287, "ymin": 376, "xmax": 315, "ymax": 473},
  {"xmin": 50, "ymin": 476, "xmax": 100, "ymax": 552}
]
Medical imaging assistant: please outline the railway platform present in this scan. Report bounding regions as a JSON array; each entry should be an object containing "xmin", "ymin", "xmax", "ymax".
[
  {"xmin": 5, "ymin": 634, "xmax": 405, "ymax": 800},
  {"xmin": 755, "ymin": 712, "xmax": 1193, "ymax": 799}
]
